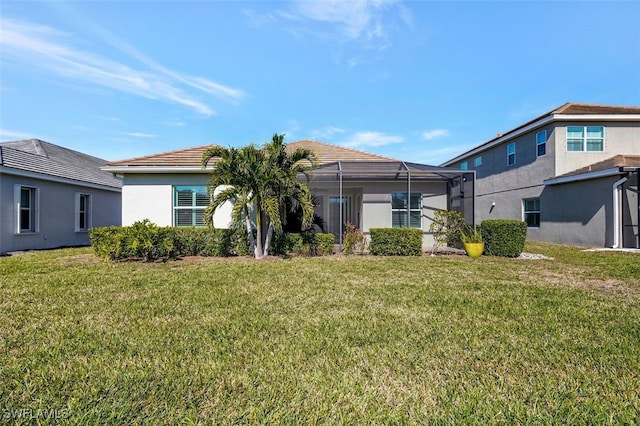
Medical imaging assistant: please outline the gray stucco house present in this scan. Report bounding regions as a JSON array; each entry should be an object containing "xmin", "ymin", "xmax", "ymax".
[
  {"xmin": 103, "ymin": 140, "xmax": 473, "ymax": 250},
  {"xmin": 0, "ymin": 139, "xmax": 122, "ymax": 254},
  {"xmin": 442, "ymin": 103, "xmax": 640, "ymax": 248}
]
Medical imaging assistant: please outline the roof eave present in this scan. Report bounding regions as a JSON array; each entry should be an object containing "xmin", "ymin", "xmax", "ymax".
[
  {"xmin": 0, "ymin": 165, "xmax": 122, "ymax": 191},
  {"xmin": 543, "ymin": 168, "xmax": 624, "ymax": 186},
  {"xmin": 440, "ymin": 112, "xmax": 640, "ymax": 167},
  {"xmin": 102, "ymin": 165, "xmax": 212, "ymax": 174}
]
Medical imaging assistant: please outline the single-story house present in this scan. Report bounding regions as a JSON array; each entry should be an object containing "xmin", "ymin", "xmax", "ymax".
[
  {"xmin": 0, "ymin": 139, "xmax": 122, "ymax": 254},
  {"xmin": 103, "ymin": 140, "xmax": 474, "ymax": 250}
]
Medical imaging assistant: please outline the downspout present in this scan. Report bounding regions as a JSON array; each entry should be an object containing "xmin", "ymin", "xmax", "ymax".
[
  {"xmin": 402, "ymin": 162, "xmax": 410, "ymax": 228},
  {"xmin": 471, "ymin": 171, "xmax": 477, "ymax": 229},
  {"xmin": 612, "ymin": 175, "xmax": 628, "ymax": 248},
  {"xmin": 338, "ymin": 161, "xmax": 343, "ymax": 247}
]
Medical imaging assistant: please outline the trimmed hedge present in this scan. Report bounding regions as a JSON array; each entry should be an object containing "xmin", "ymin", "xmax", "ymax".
[
  {"xmin": 90, "ymin": 220, "xmax": 249, "ymax": 261},
  {"xmin": 270, "ymin": 232, "xmax": 335, "ymax": 256},
  {"xmin": 480, "ymin": 219, "xmax": 527, "ymax": 257},
  {"xmin": 369, "ymin": 228, "xmax": 423, "ymax": 256}
]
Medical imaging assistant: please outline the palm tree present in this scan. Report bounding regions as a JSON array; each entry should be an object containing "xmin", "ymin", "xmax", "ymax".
[{"xmin": 201, "ymin": 134, "xmax": 317, "ymax": 259}]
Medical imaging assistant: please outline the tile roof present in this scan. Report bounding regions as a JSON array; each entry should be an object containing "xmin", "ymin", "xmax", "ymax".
[
  {"xmin": 556, "ymin": 155, "xmax": 640, "ymax": 178},
  {"xmin": 106, "ymin": 140, "xmax": 396, "ymax": 168},
  {"xmin": 553, "ymin": 103, "xmax": 640, "ymax": 115},
  {"xmin": 0, "ymin": 139, "xmax": 122, "ymax": 189}
]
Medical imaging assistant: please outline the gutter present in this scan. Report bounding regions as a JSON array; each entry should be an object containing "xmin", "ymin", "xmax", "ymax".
[
  {"xmin": 543, "ymin": 168, "xmax": 622, "ymax": 186},
  {"xmin": 101, "ymin": 166, "xmax": 212, "ymax": 174},
  {"xmin": 0, "ymin": 165, "xmax": 122, "ymax": 192}
]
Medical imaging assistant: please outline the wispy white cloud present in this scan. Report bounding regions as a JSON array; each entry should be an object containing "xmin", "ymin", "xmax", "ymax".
[
  {"xmin": 340, "ymin": 131, "xmax": 404, "ymax": 148},
  {"xmin": 421, "ymin": 129, "xmax": 450, "ymax": 140},
  {"xmin": 0, "ymin": 128, "xmax": 35, "ymax": 140},
  {"xmin": 0, "ymin": 18, "xmax": 245, "ymax": 115},
  {"xmin": 309, "ymin": 126, "xmax": 346, "ymax": 140},
  {"xmin": 276, "ymin": 0, "xmax": 411, "ymax": 65},
  {"xmin": 161, "ymin": 121, "xmax": 186, "ymax": 127},
  {"xmin": 282, "ymin": 120, "xmax": 302, "ymax": 140},
  {"xmin": 121, "ymin": 132, "xmax": 157, "ymax": 138}
]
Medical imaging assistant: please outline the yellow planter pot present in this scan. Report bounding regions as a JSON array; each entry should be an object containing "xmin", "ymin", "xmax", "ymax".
[{"xmin": 464, "ymin": 242, "xmax": 484, "ymax": 258}]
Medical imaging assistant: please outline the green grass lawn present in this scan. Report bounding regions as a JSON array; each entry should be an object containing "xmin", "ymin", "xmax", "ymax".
[{"xmin": 1, "ymin": 243, "xmax": 639, "ymax": 424}]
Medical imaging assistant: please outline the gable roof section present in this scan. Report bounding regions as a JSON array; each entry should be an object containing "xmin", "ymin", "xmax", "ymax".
[
  {"xmin": 0, "ymin": 139, "xmax": 122, "ymax": 189},
  {"xmin": 544, "ymin": 155, "xmax": 640, "ymax": 185},
  {"xmin": 104, "ymin": 140, "xmax": 396, "ymax": 172},
  {"xmin": 441, "ymin": 102, "xmax": 640, "ymax": 166}
]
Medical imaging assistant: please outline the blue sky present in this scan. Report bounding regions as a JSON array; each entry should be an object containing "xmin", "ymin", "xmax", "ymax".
[{"xmin": 1, "ymin": 1, "xmax": 639, "ymax": 165}]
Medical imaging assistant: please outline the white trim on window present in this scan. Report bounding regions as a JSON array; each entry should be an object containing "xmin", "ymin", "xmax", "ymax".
[
  {"xmin": 536, "ymin": 130, "xmax": 547, "ymax": 157},
  {"xmin": 566, "ymin": 125, "xmax": 605, "ymax": 152},
  {"xmin": 391, "ymin": 192, "xmax": 422, "ymax": 229},
  {"xmin": 75, "ymin": 193, "xmax": 92, "ymax": 232},
  {"xmin": 14, "ymin": 184, "xmax": 39, "ymax": 234},
  {"xmin": 523, "ymin": 198, "xmax": 540, "ymax": 228},
  {"xmin": 507, "ymin": 142, "xmax": 516, "ymax": 166},
  {"xmin": 474, "ymin": 156, "xmax": 482, "ymax": 167},
  {"xmin": 173, "ymin": 186, "xmax": 209, "ymax": 227}
]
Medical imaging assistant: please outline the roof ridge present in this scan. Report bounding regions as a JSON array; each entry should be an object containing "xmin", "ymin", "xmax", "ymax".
[
  {"xmin": 553, "ymin": 102, "xmax": 640, "ymax": 114},
  {"xmin": 290, "ymin": 139, "xmax": 398, "ymax": 161},
  {"xmin": 108, "ymin": 144, "xmax": 216, "ymax": 165}
]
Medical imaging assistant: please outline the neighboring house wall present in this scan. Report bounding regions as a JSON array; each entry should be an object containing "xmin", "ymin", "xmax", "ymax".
[
  {"xmin": 554, "ymin": 122, "xmax": 640, "ymax": 176},
  {"xmin": 445, "ymin": 106, "xmax": 640, "ymax": 247},
  {"xmin": 467, "ymin": 124, "xmax": 556, "ymax": 242},
  {"xmin": 539, "ymin": 177, "xmax": 614, "ymax": 247},
  {"xmin": 0, "ymin": 174, "xmax": 121, "ymax": 253}
]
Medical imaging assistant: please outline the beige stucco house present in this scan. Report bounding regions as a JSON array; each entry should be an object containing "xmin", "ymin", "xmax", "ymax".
[{"xmin": 103, "ymin": 140, "xmax": 474, "ymax": 250}]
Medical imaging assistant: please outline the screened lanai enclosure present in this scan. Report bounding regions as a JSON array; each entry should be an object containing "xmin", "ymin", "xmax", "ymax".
[{"xmin": 301, "ymin": 160, "xmax": 475, "ymax": 247}]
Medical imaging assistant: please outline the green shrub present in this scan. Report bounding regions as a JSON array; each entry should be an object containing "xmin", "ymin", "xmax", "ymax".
[
  {"xmin": 89, "ymin": 226, "xmax": 126, "ymax": 261},
  {"xmin": 125, "ymin": 220, "xmax": 177, "ymax": 261},
  {"xmin": 480, "ymin": 219, "xmax": 527, "ymax": 257},
  {"xmin": 270, "ymin": 232, "xmax": 334, "ymax": 256},
  {"xmin": 429, "ymin": 210, "xmax": 465, "ymax": 250},
  {"xmin": 90, "ymin": 220, "xmax": 250, "ymax": 261},
  {"xmin": 342, "ymin": 222, "xmax": 367, "ymax": 255},
  {"xmin": 369, "ymin": 228, "xmax": 423, "ymax": 256},
  {"xmin": 314, "ymin": 233, "xmax": 335, "ymax": 256}
]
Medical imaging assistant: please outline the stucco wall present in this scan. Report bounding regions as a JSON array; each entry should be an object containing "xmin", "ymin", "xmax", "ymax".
[
  {"xmin": 120, "ymin": 173, "xmax": 232, "ymax": 228},
  {"xmin": 458, "ymin": 124, "xmax": 555, "ymax": 227},
  {"xmin": 309, "ymin": 180, "xmax": 448, "ymax": 249},
  {"xmin": 450, "ymin": 120, "xmax": 640, "ymax": 247},
  {"xmin": 538, "ymin": 177, "xmax": 615, "ymax": 247},
  {"xmin": 554, "ymin": 122, "xmax": 640, "ymax": 176},
  {"xmin": 0, "ymin": 173, "xmax": 121, "ymax": 254}
]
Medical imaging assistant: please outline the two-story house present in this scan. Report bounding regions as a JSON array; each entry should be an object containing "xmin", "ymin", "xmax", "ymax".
[{"xmin": 441, "ymin": 103, "xmax": 640, "ymax": 249}]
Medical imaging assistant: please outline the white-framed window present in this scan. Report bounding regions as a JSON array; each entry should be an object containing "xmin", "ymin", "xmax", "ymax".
[
  {"xmin": 507, "ymin": 142, "xmax": 516, "ymax": 166},
  {"xmin": 391, "ymin": 192, "xmax": 421, "ymax": 228},
  {"xmin": 75, "ymin": 193, "xmax": 91, "ymax": 232},
  {"xmin": 536, "ymin": 130, "xmax": 547, "ymax": 157},
  {"xmin": 15, "ymin": 185, "xmax": 39, "ymax": 234},
  {"xmin": 173, "ymin": 186, "xmax": 209, "ymax": 227},
  {"xmin": 474, "ymin": 156, "xmax": 482, "ymax": 167},
  {"xmin": 523, "ymin": 198, "xmax": 540, "ymax": 228},
  {"xmin": 460, "ymin": 161, "xmax": 468, "ymax": 170},
  {"xmin": 567, "ymin": 126, "xmax": 604, "ymax": 152}
]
